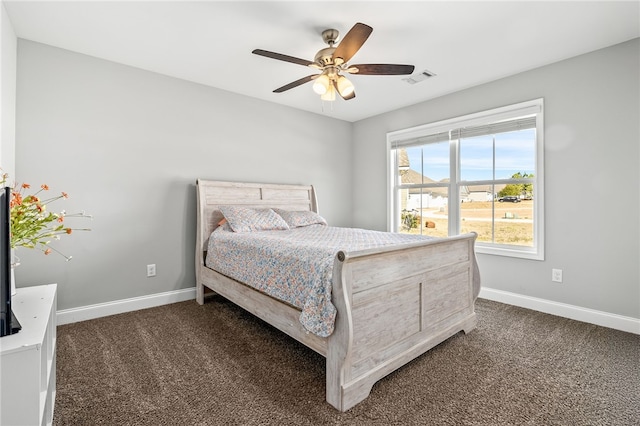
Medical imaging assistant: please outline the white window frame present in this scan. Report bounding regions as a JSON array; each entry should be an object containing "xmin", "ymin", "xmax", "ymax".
[{"xmin": 387, "ymin": 99, "xmax": 545, "ymax": 260}]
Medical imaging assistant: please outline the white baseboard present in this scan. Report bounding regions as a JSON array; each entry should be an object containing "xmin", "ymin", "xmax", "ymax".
[
  {"xmin": 56, "ymin": 286, "xmax": 639, "ymax": 335},
  {"xmin": 56, "ymin": 288, "xmax": 196, "ymax": 325},
  {"xmin": 479, "ymin": 287, "xmax": 640, "ymax": 335}
]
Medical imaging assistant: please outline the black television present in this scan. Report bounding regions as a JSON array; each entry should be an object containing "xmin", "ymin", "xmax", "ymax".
[{"xmin": 1, "ymin": 185, "xmax": 21, "ymax": 337}]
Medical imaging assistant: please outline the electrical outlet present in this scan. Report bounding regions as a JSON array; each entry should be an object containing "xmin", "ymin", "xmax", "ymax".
[
  {"xmin": 552, "ymin": 268, "xmax": 563, "ymax": 283},
  {"xmin": 147, "ymin": 264, "xmax": 156, "ymax": 277}
]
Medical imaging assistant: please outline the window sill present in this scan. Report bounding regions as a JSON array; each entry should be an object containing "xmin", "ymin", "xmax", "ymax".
[{"xmin": 476, "ymin": 243, "xmax": 544, "ymax": 261}]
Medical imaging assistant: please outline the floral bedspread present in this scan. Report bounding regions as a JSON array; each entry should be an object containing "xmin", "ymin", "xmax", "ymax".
[{"xmin": 205, "ymin": 224, "xmax": 433, "ymax": 337}]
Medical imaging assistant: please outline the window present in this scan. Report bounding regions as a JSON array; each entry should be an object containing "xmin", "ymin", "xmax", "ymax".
[{"xmin": 387, "ymin": 99, "xmax": 544, "ymax": 260}]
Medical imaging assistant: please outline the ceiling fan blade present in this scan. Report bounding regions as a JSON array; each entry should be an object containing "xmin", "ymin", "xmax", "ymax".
[
  {"xmin": 252, "ymin": 49, "xmax": 315, "ymax": 67},
  {"xmin": 348, "ymin": 64, "xmax": 415, "ymax": 75},
  {"xmin": 332, "ymin": 22, "xmax": 373, "ymax": 64},
  {"xmin": 273, "ymin": 75, "xmax": 318, "ymax": 93},
  {"xmin": 333, "ymin": 80, "xmax": 355, "ymax": 100}
]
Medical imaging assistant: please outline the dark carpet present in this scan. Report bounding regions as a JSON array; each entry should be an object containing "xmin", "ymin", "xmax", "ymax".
[{"xmin": 53, "ymin": 297, "xmax": 640, "ymax": 425}]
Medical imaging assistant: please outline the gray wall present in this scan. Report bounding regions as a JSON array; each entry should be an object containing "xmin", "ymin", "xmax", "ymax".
[
  {"xmin": 13, "ymin": 37, "xmax": 640, "ymax": 320},
  {"xmin": 1, "ymin": 2, "xmax": 16, "ymax": 174},
  {"xmin": 15, "ymin": 40, "xmax": 353, "ymax": 310},
  {"xmin": 352, "ymin": 38, "xmax": 639, "ymax": 318}
]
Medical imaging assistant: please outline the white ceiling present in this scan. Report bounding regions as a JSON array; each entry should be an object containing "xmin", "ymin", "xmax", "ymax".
[{"xmin": 4, "ymin": 1, "xmax": 639, "ymax": 122}]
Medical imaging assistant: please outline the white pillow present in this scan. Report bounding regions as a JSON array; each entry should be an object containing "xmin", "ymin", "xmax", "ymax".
[
  {"xmin": 219, "ymin": 206, "xmax": 289, "ymax": 233},
  {"xmin": 273, "ymin": 208, "xmax": 327, "ymax": 228}
]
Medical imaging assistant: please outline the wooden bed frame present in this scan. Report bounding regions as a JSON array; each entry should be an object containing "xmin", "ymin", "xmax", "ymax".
[{"xmin": 195, "ymin": 179, "xmax": 480, "ymax": 411}]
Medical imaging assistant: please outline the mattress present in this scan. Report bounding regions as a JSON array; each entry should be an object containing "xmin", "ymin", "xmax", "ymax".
[{"xmin": 205, "ymin": 224, "xmax": 433, "ymax": 337}]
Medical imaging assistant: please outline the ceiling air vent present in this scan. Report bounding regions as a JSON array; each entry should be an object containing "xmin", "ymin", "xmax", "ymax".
[{"xmin": 403, "ymin": 69, "xmax": 436, "ymax": 84}]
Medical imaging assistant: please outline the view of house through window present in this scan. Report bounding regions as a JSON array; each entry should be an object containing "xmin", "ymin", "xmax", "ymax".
[{"xmin": 388, "ymin": 99, "xmax": 544, "ymax": 259}]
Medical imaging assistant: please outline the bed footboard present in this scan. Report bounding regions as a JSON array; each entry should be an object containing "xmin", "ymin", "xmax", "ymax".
[{"xmin": 326, "ymin": 233, "xmax": 479, "ymax": 411}]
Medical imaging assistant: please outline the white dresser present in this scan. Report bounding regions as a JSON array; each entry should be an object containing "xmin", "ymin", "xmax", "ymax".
[{"xmin": 0, "ymin": 284, "xmax": 57, "ymax": 426}]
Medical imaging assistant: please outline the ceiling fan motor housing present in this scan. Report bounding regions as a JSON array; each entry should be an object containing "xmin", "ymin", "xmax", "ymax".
[{"xmin": 315, "ymin": 47, "xmax": 337, "ymax": 67}]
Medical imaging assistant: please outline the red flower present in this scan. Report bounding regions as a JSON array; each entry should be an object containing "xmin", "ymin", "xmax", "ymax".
[
  {"xmin": 11, "ymin": 193, "xmax": 22, "ymax": 206},
  {"xmin": 0, "ymin": 170, "xmax": 92, "ymax": 259}
]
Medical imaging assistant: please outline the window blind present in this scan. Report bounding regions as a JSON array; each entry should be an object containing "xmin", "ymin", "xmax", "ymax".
[{"xmin": 392, "ymin": 115, "xmax": 537, "ymax": 149}]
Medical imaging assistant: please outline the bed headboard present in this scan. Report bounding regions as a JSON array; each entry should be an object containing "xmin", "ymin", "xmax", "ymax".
[{"xmin": 195, "ymin": 179, "xmax": 318, "ymax": 256}]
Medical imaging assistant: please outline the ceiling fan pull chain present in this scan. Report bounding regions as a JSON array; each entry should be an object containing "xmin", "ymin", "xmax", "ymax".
[{"xmin": 321, "ymin": 99, "xmax": 334, "ymax": 113}]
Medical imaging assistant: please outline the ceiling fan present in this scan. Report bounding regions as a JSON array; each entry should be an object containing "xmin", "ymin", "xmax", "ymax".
[{"xmin": 252, "ymin": 22, "xmax": 415, "ymax": 101}]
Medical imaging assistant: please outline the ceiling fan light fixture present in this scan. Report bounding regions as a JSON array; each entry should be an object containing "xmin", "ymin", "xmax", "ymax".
[
  {"xmin": 336, "ymin": 75, "xmax": 355, "ymax": 97},
  {"xmin": 320, "ymin": 83, "xmax": 336, "ymax": 101},
  {"xmin": 312, "ymin": 74, "xmax": 330, "ymax": 95}
]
